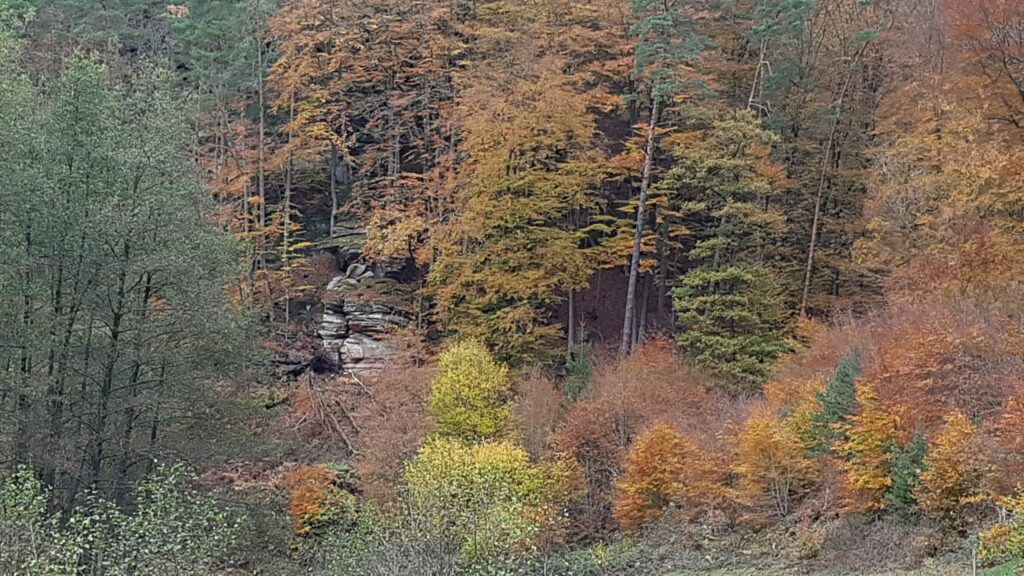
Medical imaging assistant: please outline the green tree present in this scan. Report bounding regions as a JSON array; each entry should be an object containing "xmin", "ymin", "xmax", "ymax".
[
  {"xmin": 806, "ymin": 353, "xmax": 861, "ymax": 455},
  {"xmin": 669, "ymin": 111, "xmax": 791, "ymax": 390},
  {"xmin": 620, "ymin": 0, "xmax": 710, "ymax": 356},
  {"xmin": 885, "ymin": 431, "xmax": 927, "ymax": 513},
  {"xmin": 0, "ymin": 52, "xmax": 249, "ymax": 509}
]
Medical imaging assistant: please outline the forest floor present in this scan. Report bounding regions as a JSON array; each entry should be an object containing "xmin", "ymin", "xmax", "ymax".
[{"xmin": 668, "ymin": 559, "xmax": 1020, "ymax": 575}]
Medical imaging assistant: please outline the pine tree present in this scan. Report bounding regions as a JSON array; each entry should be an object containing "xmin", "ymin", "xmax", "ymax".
[
  {"xmin": 806, "ymin": 354, "xmax": 861, "ymax": 455},
  {"xmin": 885, "ymin": 431, "xmax": 927, "ymax": 513},
  {"xmin": 669, "ymin": 111, "xmax": 791, "ymax": 390}
]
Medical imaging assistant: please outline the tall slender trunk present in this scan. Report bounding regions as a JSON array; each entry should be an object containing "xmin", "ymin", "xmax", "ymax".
[
  {"xmin": 89, "ymin": 241, "xmax": 131, "ymax": 492},
  {"xmin": 256, "ymin": 23, "xmax": 273, "ymax": 322},
  {"xmin": 567, "ymin": 290, "xmax": 575, "ymax": 354},
  {"xmin": 114, "ymin": 273, "xmax": 152, "ymax": 505},
  {"xmin": 620, "ymin": 99, "xmax": 660, "ymax": 357},
  {"xmin": 283, "ymin": 93, "xmax": 296, "ymax": 325},
  {"xmin": 330, "ymin": 140, "xmax": 338, "ymax": 237},
  {"xmin": 798, "ymin": 41, "xmax": 871, "ymax": 317},
  {"xmin": 15, "ymin": 227, "xmax": 33, "ymax": 467},
  {"xmin": 656, "ymin": 212, "xmax": 670, "ymax": 322},
  {"xmin": 639, "ymin": 272, "xmax": 652, "ymax": 344}
]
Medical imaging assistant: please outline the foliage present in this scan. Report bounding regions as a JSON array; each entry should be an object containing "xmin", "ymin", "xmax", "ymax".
[
  {"xmin": 430, "ymin": 48, "xmax": 604, "ymax": 362},
  {"xmin": 284, "ymin": 464, "xmax": 359, "ymax": 536},
  {"xmin": 836, "ymin": 383, "xmax": 903, "ymax": 513},
  {"xmin": 916, "ymin": 413, "xmax": 988, "ymax": 531},
  {"xmin": 613, "ymin": 424, "xmax": 721, "ymax": 530},
  {"xmin": 979, "ymin": 491, "xmax": 1024, "ymax": 565},
  {"xmin": 0, "ymin": 464, "xmax": 241, "ymax": 575},
  {"xmin": 669, "ymin": 112, "xmax": 791, "ymax": 391},
  {"xmin": 734, "ymin": 408, "xmax": 815, "ymax": 519},
  {"xmin": 401, "ymin": 437, "xmax": 576, "ymax": 565},
  {"xmin": 428, "ymin": 341, "xmax": 513, "ymax": 442},
  {"xmin": 806, "ymin": 354, "xmax": 861, "ymax": 456},
  {"xmin": 564, "ymin": 342, "xmax": 594, "ymax": 402},
  {"xmin": 885, "ymin": 431, "xmax": 928, "ymax": 513},
  {"xmin": 0, "ymin": 49, "xmax": 249, "ymax": 508}
]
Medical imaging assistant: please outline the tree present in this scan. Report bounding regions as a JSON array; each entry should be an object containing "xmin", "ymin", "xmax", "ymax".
[
  {"xmin": 836, "ymin": 383, "xmax": 902, "ymax": 513},
  {"xmin": 620, "ymin": 0, "xmax": 710, "ymax": 356},
  {"xmin": 613, "ymin": 424, "xmax": 721, "ymax": 530},
  {"xmin": 916, "ymin": 412, "xmax": 988, "ymax": 531},
  {"xmin": 401, "ymin": 437, "xmax": 576, "ymax": 566},
  {"xmin": 885, "ymin": 431, "xmax": 927, "ymax": 513},
  {"xmin": 735, "ymin": 408, "xmax": 815, "ymax": 519},
  {"xmin": 806, "ymin": 354, "xmax": 861, "ymax": 456},
  {"xmin": 0, "ymin": 53, "xmax": 249, "ymax": 509},
  {"xmin": 430, "ymin": 36, "xmax": 604, "ymax": 362},
  {"xmin": 669, "ymin": 111, "xmax": 791, "ymax": 390},
  {"xmin": 427, "ymin": 341, "xmax": 513, "ymax": 442}
]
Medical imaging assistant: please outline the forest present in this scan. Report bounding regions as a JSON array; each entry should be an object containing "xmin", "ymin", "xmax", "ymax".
[{"xmin": 0, "ymin": 0, "xmax": 1023, "ymax": 574}]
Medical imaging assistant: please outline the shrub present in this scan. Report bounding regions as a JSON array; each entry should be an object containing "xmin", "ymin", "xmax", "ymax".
[
  {"xmin": 734, "ymin": 408, "xmax": 816, "ymax": 520},
  {"xmin": 284, "ymin": 464, "xmax": 359, "ymax": 536},
  {"xmin": 564, "ymin": 342, "xmax": 593, "ymax": 401},
  {"xmin": 401, "ymin": 437, "xmax": 573, "ymax": 564},
  {"xmin": 916, "ymin": 412, "xmax": 988, "ymax": 531},
  {"xmin": 0, "ymin": 464, "xmax": 241, "ymax": 576},
  {"xmin": 551, "ymin": 341, "xmax": 730, "ymax": 537},
  {"xmin": 513, "ymin": 368, "xmax": 565, "ymax": 458},
  {"xmin": 613, "ymin": 424, "xmax": 721, "ymax": 530},
  {"xmin": 428, "ymin": 340, "xmax": 513, "ymax": 442},
  {"xmin": 979, "ymin": 491, "xmax": 1024, "ymax": 565}
]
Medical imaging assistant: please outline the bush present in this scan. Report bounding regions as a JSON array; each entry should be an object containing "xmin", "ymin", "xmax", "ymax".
[
  {"xmin": 980, "ymin": 491, "xmax": 1024, "ymax": 565},
  {"xmin": 0, "ymin": 464, "xmax": 241, "ymax": 576},
  {"xmin": 916, "ymin": 412, "xmax": 988, "ymax": 531},
  {"xmin": 564, "ymin": 342, "xmax": 593, "ymax": 401},
  {"xmin": 613, "ymin": 424, "xmax": 722, "ymax": 530},
  {"xmin": 284, "ymin": 464, "xmax": 359, "ymax": 536},
  {"xmin": 401, "ymin": 437, "xmax": 566, "ymax": 564},
  {"xmin": 428, "ymin": 340, "xmax": 513, "ymax": 442},
  {"xmin": 734, "ymin": 408, "xmax": 816, "ymax": 520},
  {"xmin": 551, "ymin": 341, "xmax": 731, "ymax": 537}
]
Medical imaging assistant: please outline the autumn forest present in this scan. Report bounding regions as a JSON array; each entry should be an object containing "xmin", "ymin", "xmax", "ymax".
[{"xmin": 1, "ymin": 0, "xmax": 1023, "ymax": 574}]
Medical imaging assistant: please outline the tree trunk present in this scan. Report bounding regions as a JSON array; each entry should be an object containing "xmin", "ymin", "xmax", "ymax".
[
  {"xmin": 567, "ymin": 289, "xmax": 575, "ymax": 354},
  {"xmin": 799, "ymin": 40, "xmax": 874, "ymax": 317},
  {"xmin": 283, "ymin": 92, "xmax": 296, "ymax": 325},
  {"xmin": 256, "ymin": 22, "xmax": 273, "ymax": 322},
  {"xmin": 639, "ymin": 272, "xmax": 652, "ymax": 344},
  {"xmin": 620, "ymin": 99, "xmax": 660, "ymax": 357},
  {"xmin": 330, "ymin": 140, "xmax": 338, "ymax": 237},
  {"xmin": 656, "ymin": 212, "xmax": 670, "ymax": 322}
]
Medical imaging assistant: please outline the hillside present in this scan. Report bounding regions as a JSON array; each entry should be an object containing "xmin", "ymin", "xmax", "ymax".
[{"xmin": 1, "ymin": 0, "xmax": 1023, "ymax": 574}]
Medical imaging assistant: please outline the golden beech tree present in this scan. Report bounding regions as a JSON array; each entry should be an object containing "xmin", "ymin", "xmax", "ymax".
[
  {"xmin": 429, "ymin": 41, "xmax": 605, "ymax": 362},
  {"xmin": 613, "ymin": 424, "xmax": 722, "ymax": 530},
  {"xmin": 734, "ymin": 408, "xmax": 816, "ymax": 520},
  {"xmin": 916, "ymin": 412, "xmax": 988, "ymax": 530},
  {"xmin": 836, "ymin": 383, "xmax": 903, "ymax": 513}
]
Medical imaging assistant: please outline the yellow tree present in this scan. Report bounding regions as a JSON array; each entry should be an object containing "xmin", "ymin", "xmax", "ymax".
[
  {"xmin": 430, "ymin": 17, "xmax": 605, "ymax": 362},
  {"xmin": 836, "ymin": 383, "xmax": 903, "ymax": 513},
  {"xmin": 916, "ymin": 412, "xmax": 988, "ymax": 530},
  {"xmin": 613, "ymin": 424, "xmax": 722, "ymax": 530},
  {"xmin": 734, "ymin": 408, "xmax": 816, "ymax": 520}
]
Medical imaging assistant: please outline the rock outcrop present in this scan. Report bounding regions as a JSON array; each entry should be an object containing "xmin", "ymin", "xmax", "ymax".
[{"xmin": 318, "ymin": 263, "xmax": 414, "ymax": 372}]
